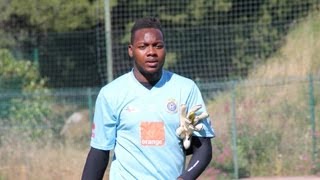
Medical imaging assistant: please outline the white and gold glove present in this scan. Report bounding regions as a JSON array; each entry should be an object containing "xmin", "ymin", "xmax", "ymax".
[{"xmin": 176, "ymin": 104, "xmax": 209, "ymax": 149}]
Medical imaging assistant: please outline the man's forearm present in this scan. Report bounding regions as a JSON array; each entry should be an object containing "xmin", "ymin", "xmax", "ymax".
[
  {"xmin": 81, "ymin": 147, "xmax": 110, "ymax": 180},
  {"xmin": 179, "ymin": 137, "xmax": 212, "ymax": 180}
]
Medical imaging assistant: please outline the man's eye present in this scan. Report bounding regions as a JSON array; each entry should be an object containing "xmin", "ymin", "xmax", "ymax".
[
  {"xmin": 138, "ymin": 45, "xmax": 146, "ymax": 49},
  {"xmin": 155, "ymin": 45, "xmax": 164, "ymax": 49}
]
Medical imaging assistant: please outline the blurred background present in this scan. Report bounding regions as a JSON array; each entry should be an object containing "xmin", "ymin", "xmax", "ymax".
[{"xmin": 0, "ymin": 0, "xmax": 320, "ymax": 179}]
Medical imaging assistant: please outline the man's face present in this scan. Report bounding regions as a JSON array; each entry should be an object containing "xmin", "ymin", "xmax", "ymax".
[{"xmin": 128, "ymin": 28, "xmax": 166, "ymax": 77}]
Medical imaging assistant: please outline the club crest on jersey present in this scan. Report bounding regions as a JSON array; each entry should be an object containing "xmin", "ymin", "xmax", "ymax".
[{"xmin": 166, "ymin": 99, "xmax": 177, "ymax": 113}]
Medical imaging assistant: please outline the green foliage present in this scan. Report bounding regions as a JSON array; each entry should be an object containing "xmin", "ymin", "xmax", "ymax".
[
  {"xmin": 0, "ymin": 0, "xmax": 317, "ymax": 86},
  {"xmin": 0, "ymin": 49, "xmax": 46, "ymax": 90},
  {"xmin": 115, "ymin": 0, "xmax": 317, "ymax": 82},
  {"xmin": 0, "ymin": 49, "xmax": 52, "ymax": 139},
  {"xmin": 39, "ymin": 32, "xmax": 100, "ymax": 87},
  {"xmin": 237, "ymin": 124, "xmax": 281, "ymax": 172},
  {"xmin": 0, "ymin": 0, "xmax": 101, "ymax": 32},
  {"xmin": 0, "ymin": 0, "xmax": 101, "ymax": 49},
  {"xmin": 211, "ymin": 136, "xmax": 250, "ymax": 179}
]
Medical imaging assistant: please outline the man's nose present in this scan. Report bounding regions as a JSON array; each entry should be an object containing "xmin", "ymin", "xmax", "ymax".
[{"xmin": 147, "ymin": 46, "xmax": 156, "ymax": 56}]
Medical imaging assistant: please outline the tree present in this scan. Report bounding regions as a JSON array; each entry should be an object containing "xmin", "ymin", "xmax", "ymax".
[
  {"xmin": 0, "ymin": 49, "xmax": 52, "ymax": 139},
  {"xmin": 110, "ymin": 0, "xmax": 317, "ymax": 81},
  {"xmin": 0, "ymin": 0, "xmax": 102, "ymax": 48}
]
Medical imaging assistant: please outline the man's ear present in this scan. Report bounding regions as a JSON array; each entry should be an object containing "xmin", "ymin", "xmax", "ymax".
[{"xmin": 128, "ymin": 44, "xmax": 133, "ymax": 58}]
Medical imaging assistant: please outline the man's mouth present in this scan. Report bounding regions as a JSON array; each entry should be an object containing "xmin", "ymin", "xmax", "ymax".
[{"xmin": 146, "ymin": 60, "xmax": 158, "ymax": 67}]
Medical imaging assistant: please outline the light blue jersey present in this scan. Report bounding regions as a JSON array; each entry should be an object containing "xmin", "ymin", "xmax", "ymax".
[{"xmin": 90, "ymin": 69, "xmax": 215, "ymax": 180}]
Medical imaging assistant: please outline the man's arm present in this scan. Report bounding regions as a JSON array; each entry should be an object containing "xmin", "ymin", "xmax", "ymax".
[
  {"xmin": 178, "ymin": 136, "xmax": 212, "ymax": 180},
  {"xmin": 81, "ymin": 147, "xmax": 110, "ymax": 180}
]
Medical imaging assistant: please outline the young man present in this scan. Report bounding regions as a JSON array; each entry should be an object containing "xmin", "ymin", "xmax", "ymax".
[{"xmin": 81, "ymin": 17, "xmax": 215, "ymax": 180}]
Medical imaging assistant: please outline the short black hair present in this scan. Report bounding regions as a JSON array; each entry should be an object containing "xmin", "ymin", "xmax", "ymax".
[{"xmin": 130, "ymin": 17, "xmax": 164, "ymax": 44}]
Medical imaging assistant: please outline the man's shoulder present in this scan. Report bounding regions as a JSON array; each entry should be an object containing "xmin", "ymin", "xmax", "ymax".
[
  {"xmin": 100, "ymin": 72, "xmax": 131, "ymax": 93},
  {"xmin": 164, "ymin": 70, "xmax": 195, "ymax": 85}
]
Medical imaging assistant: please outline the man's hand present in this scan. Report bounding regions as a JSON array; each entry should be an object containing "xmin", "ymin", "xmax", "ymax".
[{"xmin": 176, "ymin": 104, "xmax": 209, "ymax": 149}]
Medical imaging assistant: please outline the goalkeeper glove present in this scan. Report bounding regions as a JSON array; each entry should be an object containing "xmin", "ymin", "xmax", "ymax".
[{"xmin": 176, "ymin": 104, "xmax": 209, "ymax": 149}]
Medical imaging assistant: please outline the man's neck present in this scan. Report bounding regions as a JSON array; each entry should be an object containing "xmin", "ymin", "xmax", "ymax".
[{"xmin": 133, "ymin": 69, "xmax": 162, "ymax": 89}]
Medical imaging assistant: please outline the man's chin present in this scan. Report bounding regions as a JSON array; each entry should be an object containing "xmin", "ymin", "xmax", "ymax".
[{"xmin": 144, "ymin": 67, "xmax": 161, "ymax": 74}]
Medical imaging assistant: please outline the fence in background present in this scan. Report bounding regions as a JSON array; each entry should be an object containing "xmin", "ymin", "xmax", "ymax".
[
  {"xmin": 1, "ymin": 0, "xmax": 320, "ymax": 179},
  {"xmin": 0, "ymin": 75, "xmax": 319, "ymax": 179},
  {"xmin": 4, "ymin": 1, "xmax": 318, "ymax": 88}
]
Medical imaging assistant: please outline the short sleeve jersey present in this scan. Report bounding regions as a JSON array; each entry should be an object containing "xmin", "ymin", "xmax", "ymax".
[{"xmin": 90, "ymin": 69, "xmax": 215, "ymax": 180}]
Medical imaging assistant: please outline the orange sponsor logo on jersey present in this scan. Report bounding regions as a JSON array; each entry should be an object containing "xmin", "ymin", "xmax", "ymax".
[{"xmin": 140, "ymin": 121, "xmax": 165, "ymax": 146}]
